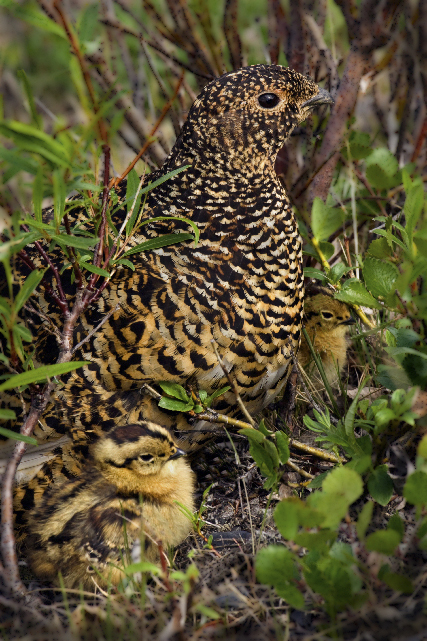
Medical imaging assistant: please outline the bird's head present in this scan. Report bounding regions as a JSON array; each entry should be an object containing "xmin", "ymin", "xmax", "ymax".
[
  {"xmin": 92, "ymin": 422, "xmax": 186, "ymax": 482},
  {"xmin": 304, "ymin": 286, "xmax": 356, "ymax": 335},
  {"xmin": 180, "ymin": 64, "xmax": 333, "ymax": 165}
]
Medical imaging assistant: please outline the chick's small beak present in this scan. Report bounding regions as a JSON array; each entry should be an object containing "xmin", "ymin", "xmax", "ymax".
[
  {"xmin": 169, "ymin": 448, "xmax": 186, "ymax": 460},
  {"xmin": 342, "ymin": 317, "xmax": 357, "ymax": 326},
  {"xmin": 302, "ymin": 87, "xmax": 334, "ymax": 109}
]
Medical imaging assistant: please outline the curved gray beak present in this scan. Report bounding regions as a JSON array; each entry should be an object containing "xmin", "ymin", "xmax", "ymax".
[
  {"xmin": 169, "ymin": 448, "xmax": 186, "ymax": 460},
  {"xmin": 341, "ymin": 317, "xmax": 357, "ymax": 326},
  {"xmin": 302, "ymin": 87, "xmax": 334, "ymax": 109}
]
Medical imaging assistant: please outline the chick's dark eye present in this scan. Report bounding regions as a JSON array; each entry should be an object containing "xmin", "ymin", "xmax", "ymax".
[
  {"xmin": 258, "ymin": 93, "xmax": 280, "ymax": 109},
  {"xmin": 139, "ymin": 454, "xmax": 153, "ymax": 462},
  {"xmin": 321, "ymin": 311, "xmax": 333, "ymax": 319}
]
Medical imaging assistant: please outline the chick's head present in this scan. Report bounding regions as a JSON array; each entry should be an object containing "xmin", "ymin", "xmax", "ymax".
[
  {"xmin": 180, "ymin": 65, "xmax": 334, "ymax": 165},
  {"xmin": 92, "ymin": 421, "xmax": 186, "ymax": 480},
  {"xmin": 304, "ymin": 286, "xmax": 356, "ymax": 337}
]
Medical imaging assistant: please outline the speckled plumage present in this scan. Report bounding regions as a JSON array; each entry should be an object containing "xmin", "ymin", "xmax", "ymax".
[
  {"xmin": 2, "ymin": 65, "xmax": 332, "ymax": 520},
  {"xmin": 25, "ymin": 422, "xmax": 194, "ymax": 590},
  {"xmin": 299, "ymin": 285, "xmax": 355, "ymax": 388}
]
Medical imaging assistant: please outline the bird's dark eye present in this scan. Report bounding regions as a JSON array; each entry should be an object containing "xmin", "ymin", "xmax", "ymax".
[
  {"xmin": 139, "ymin": 454, "xmax": 153, "ymax": 462},
  {"xmin": 258, "ymin": 93, "xmax": 280, "ymax": 109},
  {"xmin": 321, "ymin": 311, "xmax": 333, "ymax": 319}
]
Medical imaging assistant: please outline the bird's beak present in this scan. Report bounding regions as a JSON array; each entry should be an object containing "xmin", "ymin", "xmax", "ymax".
[
  {"xmin": 302, "ymin": 87, "xmax": 334, "ymax": 109},
  {"xmin": 341, "ymin": 317, "xmax": 357, "ymax": 326},
  {"xmin": 169, "ymin": 448, "xmax": 186, "ymax": 460}
]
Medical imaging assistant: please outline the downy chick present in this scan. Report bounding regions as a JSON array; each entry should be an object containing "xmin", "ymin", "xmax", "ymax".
[
  {"xmin": 299, "ymin": 285, "xmax": 356, "ymax": 389},
  {"xmin": 25, "ymin": 422, "xmax": 194, "ymax": 590}
]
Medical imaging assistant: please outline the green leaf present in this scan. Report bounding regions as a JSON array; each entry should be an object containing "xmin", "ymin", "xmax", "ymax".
[
  {"xmin": 194, "ymin": 604, "xmax": 221, "ymax": 620},
  {"xmin": 0, "ymin": 409, "xmax": 16, "ymax": 421},
  {"xmin": 239, "ymin": 427, "xmax": 265, "ymax": 444},
  {"xmin": 14, "ymin": 270, "xmax": 45, "ymax": 313},
  {"xmin": 123, "ymin": 233, "xmax": 194, "ymax": 256},
  {"xmin": 158, "ymin": 382, "xmax": 190, "ymax": 402},
  {"xmin": 335, "ymin": 278, "xmax": 381, "ymax": 309},
  {"xmin": 51, "ymin": 234, "xmax": 98, "ymax": 250},
  {"xmin": 322, "ymin": 467, "xmax": 364, "ymax": 504},
  {"xmin": 387, "ymin": 513, "xmax": 405, "ymax": 539},
  {"xmin": 363, "ymin": 257, "xmax": 399, "ymax": 298},
  {"xmin": 275, "ymin": 431, "xmax": 290, "ymax": 464},
  {"xmin": 365, "ymin": 529, "xmax": 401, "ymax": 554},
  {"xmin": 344, "ymin": 132, "xmax": 372, "ymax": 160},
  {"xmin": 403, "ymin": 471, "xmax": 427, "ymax": 505},
  {"xmin": 0, "ymin": 121, "xmax": 70, "ymax": 167},
  {"xmin": 256, "ymin": 545, "xmax": 304, "ymax": 609},
  {"xmin": 123, "ymin": 561, "xmax": 162, "ymax": 576},
  {"xmin": 79, "ymin": 262, "xmax": 110, "ymax": 278},
  {"xmin": 404, "ymin": 184, "xmax": 424, "ymax": 240},
  {"xmin": 78, "ymin": 3, "xmax": 99, "ymax": 42},
  {"xmin": 295, "ymin": 529, "xmax": 337, "ymax": 551},
  {"xmin": 158, "ymin": 398, "xmax": 194, "ymax": 412},
  {"xmin": 380, "ymin": 572, "xmax": 413, "ymax": 594},
  {"xmin": 367, "ymin": 465, "xmax": 394, "ymax": 506},
  {"xmin": 366, "ymin": 148, "xmax": 400, "ymax": 189},
  {"xmin": 303, "ymin": 267, "xmax": 328, "ymax": 281},
  {"xmin": 356, "ymin": 501, "xmax": 374, "ymax": 540},
  {"xmin": 311, "ymin": 198, "xmax": 345, "ymax": 242},
  {"xmin": 0, "ymin": 362, "xmax": 88, "ymax": 392},
  {"xmin": 0, "ymin": 427, "xmax": 38, "ymax": 445},
  {"xmin": 248, "ymin": 441, "xmax": 275, "ymax": 477},
  {"xmin": 206, "ymin": 385, "xmax": 231, "ymax": 406},
  {"xmin": 367, "ymin": 237, "xmax": 392, "ymax": 259},
  {"xmin": 329, "ymin": 262, "xmax": 350, "ymax": 284},
  {"xmin": 0, "ymin": 0, "xmax": 65, "ymax": 37}
]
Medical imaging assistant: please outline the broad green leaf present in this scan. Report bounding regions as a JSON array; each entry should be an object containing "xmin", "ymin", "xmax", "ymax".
[
  {"xmin": 303, "ymin": 267, "xmax": 328, "ymax": 281},
  {"xmin": 329, "ymin": 262, "xmax": 350, "ymax": 284},
  {"xmin": 404, "ymin": 184, "xmax": 424, "ymax": 240},
  {"xmin": 367, "ymin": 237, "xmax": 392, "ymax": 259},
  {"xmin": 123, "ymin": 233, "xmax": 194, "ymax": 256},
  {"xmin": 418, "ymin": 435, "xmax": 427, "ymax": 460},
  {"xmin": 381, "ymin": 572, "xmax": 413, "ymax": 594},
  {"xmin": 0, "ymin": 409, "xmax": 16, "ymax": 421},
  {"xmin": 274, "ymin": 500, "xmax": 301, "ymax": 540},
  {"xmin": 275, "ymin": 431, "xmax": 290, "ymax": 464},
  {"xmin": 14, "ymin": 270, "xmax": 45, "ymax": 313},
  {"xmin": 247, "ymin": 440, "xmax": 274, "ymax": 477},
  {"xmin": 363, "ymin": 257, "xmax": 399, "ymax": 298},
  {"xmin": 0, "ymin": 0, "xmax": 66, "ymax": 37},
  {"xmin": 387, "ymin": 513, "xmax": 405, "ymax": 539},
  {"xmin": 158, "ymin": 382, "xmax": 189, "ymax": 402},
  {"xmin": 0, "ymin": 148, "xmax": 39, "ymax": 176},
  {"xmin": 366, "ymin": 148, "xmax": 400, "ymax": 189},
  {"xmin": 256, "ymin": 546, "xmax": 303, "ymax": 609},
  {"xmin": 335, "ymin": 278, "xmax": 381, "ymax": 309},
  {"xmin": 367, "ymin": 465, "xmax": 394, "ymax": 506},
  {"xmin": 124, "ymin": 561, "xmax": 162, "ymax": 576},
  {"xmin": 78, "ymin": 3, "xmax": 99, "ymax": 42},
  {"xmin": 0, "ymin": 121, "xmax": 70, "ymax": 167},
  {"xmin": 295, "ymin": 529, "xmax": 337, "ymax": 551},
  {"xmin": 311, "ymin": 197, "xmax": 345, "ymax": 241},
  {"xmin": 0, "ymin": 427, "xmax": 37, "ymax": 445},
  {"xmin": 365, "ymin": 529, "xmax": 401, "ymax": 554},
  {"xmin": 51, "ymin": 234, "xmax": 98, "ymax": 250},
  {"xmin": 322, "ymin": 467, "xmax": 364, "ymax": 504},
  {"xmin": 239, "ymin": 427, "xmax": 265, "ymax": 443},
  {"xmin": 79, "ymin": 263, "xmax": 110, "ymax": 278},
  {"xmin": 0, "ymin": 361, "xmax": 88, "ymax": 392},
  {"xmin": 403, "ymin": 471, "xmax": 427, "ymax": 505},
  {"xmin": 158, "ymin": 397, "xmax": 193, "ymax": 412},
  {"xmin": 356, "ymin": 501, "xmax": 374, "ymax": 540},
  {"xmin": 343, "ymin": 132, "xmax": 372, "ymax": 160}
]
